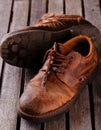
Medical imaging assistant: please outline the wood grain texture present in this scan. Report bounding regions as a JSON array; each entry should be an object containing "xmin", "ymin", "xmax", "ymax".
[
  {"xmin": 30, "ymin": 0, "xmax": 46, "ymax": 25},
  {"xmin": 93, "ymin": 66, "xmax": 101, "ymax": 130},
  {"xmin": 65, "ymin": 0, "xmax": 82, "ymax": 15},
  {"xmin": 0, "ymin": 0, "xmax": 13, "ymax": 80},
  {"xmin": 20, "ymin": 119, "xmax": 41, "ymax": 130},
  {"xmin": 0, "ymin": 0, "xmax": 29, "ymax": 130},
  {"xmin": 48, "ymin": 0, "xmax": 63, "ymax": 14},
  {"xmin": 20, "ymin": 0, "xmax": 47, "ymax": 129},
  {"xmin": 0, "ymin": 65, "xmax": 22, "ymax": 130},
  {"xmin": 66, "ymin": 1, "xmax": 92, "ymax": 130},
  {"xmin": 69, "ymin": 87, "xmax": 92, "ymax": 130},
  {"xmin": 0, "ymin": 0, "xmax": 12, "ymax": 40},
  {"xmin": 44, "ymin": 1, "xmax": 66, "ymax": 130},
  {"xmin": 84, "ymin": 0, "xmax": 101, "ymax": 29},
  {"xmin": 10, "ymin": 0, "xmax": 29, "ymax": 31},
  {"xmin": 84, "ymin": 0, "xmax": 101, "ymax": 130},
  {"xmin": 44, "ymin": 114, "xmax": 66, "ymax": 130}
]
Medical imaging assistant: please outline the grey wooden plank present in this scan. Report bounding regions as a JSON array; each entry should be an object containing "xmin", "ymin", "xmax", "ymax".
[
  {"xmin": 48, "ymin": 0, "xmax": 63, "ymax": 14},
  {"xmin": 11, "ymin": 1, "xmax": 39, "ymax": 129},
  {"xmin": 0, "ymin": 0, "xmax": 13, "ymax": 80},
  {"xmin": 44, "ymin": 114, "xmax": 66, "ymax": 130},
  {"xmin": 0, "ymin": 65, "xmax": 22, "ymax": 130},
  {"xmin": 0, "ymin": 0, "xmax": 29, "ymax": 130},
  {"xmin": 84, "ymin": 0, "xmax": 101, "ymax": 30},
  {"xmin": 0, "ymin": 0, "xmax": 12, "ymax": 40},
  {"xmin": 84, "ymin": 0, "xmax": 101, "ymax": 130},
  {"xmin": 20, "ymin": 0, "xmax": 47, "ymax": 129},
  {"xmin": 30, "ymin": 0, "xmax": 46, "ymax": 25},
  {"xmin": 44, "ymin": 1, "xmax": 66, "ymax": 130},
  {"xmin": 65, "ymin": 0, "xmax": 82, "ymax": 15},
  {"xmin": 20, "ymin": 119, "xmax": 41, "ymax": 130},
  {"xmin": 69, "ymin": 87, "xmax": 92, "ymax": 130},
  {"xmin": 10, "ymin": 0, "xmax": 29, "ymax": 31},
  {"xmin": 93, "ymin": 66, "xmax": 101, "ymax": 130},
  {"xmin": 66, "ymin": 0, "xmax": 92, "ymax": 130}
]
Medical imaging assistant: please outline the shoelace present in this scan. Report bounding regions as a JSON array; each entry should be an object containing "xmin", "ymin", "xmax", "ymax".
[{"xmin": 41, "ymin": 44, "xmax": 71, "ymax": 87}]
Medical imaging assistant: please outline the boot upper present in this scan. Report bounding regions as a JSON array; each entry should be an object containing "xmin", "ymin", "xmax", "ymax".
[
  {"xmin": 19, "ymin": 35, "xmax": 98, "ymax": 115},
  {"xmin": 34, "ymin": 13, "xmax": 91, "ymax": 31}
]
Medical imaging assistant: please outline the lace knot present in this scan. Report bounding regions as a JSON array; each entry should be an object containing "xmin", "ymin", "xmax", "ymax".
[{"xmin": 41, "ymin": 44, "xmax": 66, "ymax": 87}]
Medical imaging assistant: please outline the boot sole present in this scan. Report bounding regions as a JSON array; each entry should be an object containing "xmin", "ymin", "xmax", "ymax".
[
  {"xmin": 0, "ymin": 29, "xmax": 71, "ymax": 68},
  {"xmin": 0, "ymin": 24, "xmax": 100, "ymax": 68}
]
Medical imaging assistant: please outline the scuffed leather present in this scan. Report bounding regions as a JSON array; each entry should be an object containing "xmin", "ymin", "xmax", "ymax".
[
  {"xmin": 19, "ymin": 35, "xmax": 98, "ymax": 115},
  {"xmin": 34, "ymin": 13, "xmax": 91, "ymax": 31}
]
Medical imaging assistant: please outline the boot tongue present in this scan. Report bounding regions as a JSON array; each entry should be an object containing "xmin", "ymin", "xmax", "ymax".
[{"xmin": 55, "ymin": 43, "xmax": 72, "ymax": 55}]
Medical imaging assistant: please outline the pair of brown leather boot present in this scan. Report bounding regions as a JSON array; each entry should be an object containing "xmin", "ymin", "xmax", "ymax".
[{"xmin": 0, "ymin": 13, "xmax": 100, "ymax": 122}]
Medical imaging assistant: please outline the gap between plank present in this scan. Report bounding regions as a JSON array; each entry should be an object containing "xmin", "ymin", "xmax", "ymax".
[
  {"xmin": 46, "ymin": 0, "xmax": 49, "ymax": 13},
  {"xmin": 88, "ymin": 83, "xmax": 95, "ymax": 130},
  {"xmin": 19, "ymin": 68, "xmax": 25, "ymax": 96},
  {"xmin": 63, "ymin": 0, "xmax": 66, "ymax": 14},
  {"xmin": 16, "ymin": 69, "xmax": 25, "ymax": 130},
  {"xmin": 0, "ymin": 61, "xmax": 5, "ymax": 95},
  {"xmin": 7, "ymin": 0, "xmax": 14, "ymax": 33},
  {"xmin": 81, "ymin": 0, "xmax": 85, "ymax": 17},
  {"xmin": 41, "ymin": 123, "xmax": 44, "ymax": 130},
  {"xmin": 16, "ymin": 115, "xmax": 21, "ymax": 130},
  {"xmin": 65, "ymin": 112, "xmax": 69, "ymax": 130},
  {"xmin": 99, "ymin": 0, "xmax": 101, "ymax": 12},
  {"xmin": 27, "ymin": 0, "xmax": 32, "ymax": 26}
]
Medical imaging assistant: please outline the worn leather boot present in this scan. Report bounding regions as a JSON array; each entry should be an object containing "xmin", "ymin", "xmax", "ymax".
[
  {"xmin": 18, "ymin": 35, "xmax": 98, "ymax": 122},
  {"xmin": 0, "ymin": 13, "xmax": 99, "ymax": 68}
]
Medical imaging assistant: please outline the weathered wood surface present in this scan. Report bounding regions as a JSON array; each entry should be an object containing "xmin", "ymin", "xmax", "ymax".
[
  {"xmin": 66, "ymin": 0, "xmax": 92, "ymax": 130},
  {"xmin": 0, "ymin": 0, "xmax": 13, "ymax": 83},
  {"xmin": 0, "ymin": 0, "xmax": 29, "ymax": 130},
  {"xmin": 20, "ymin": 0, "xmax": 46, "ymax": 129},
  {"xmin": 0, "ymin": 0, "xmax": 101, "ymax": 130},
  {"xmin": 84, "ymin": 1, "xmax": 101, "ymax": 130},
  {"xmin": 44, "ymin": 1, "xmax": 66, "ymax": 130}
]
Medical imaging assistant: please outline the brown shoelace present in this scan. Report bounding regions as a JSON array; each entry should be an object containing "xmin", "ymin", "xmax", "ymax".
[{"xmin": 41, "ymin": 43, "xmax": 72, "ymax": 87}]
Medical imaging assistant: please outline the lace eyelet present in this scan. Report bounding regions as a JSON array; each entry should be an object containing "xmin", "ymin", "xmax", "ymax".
[
  {"xmin": 71, "ymin": 55, "xmax": 75, "ymax": 59},
  {"xmin": 79, "ymin": 75, "xmax": 87, "ymax": 82}
]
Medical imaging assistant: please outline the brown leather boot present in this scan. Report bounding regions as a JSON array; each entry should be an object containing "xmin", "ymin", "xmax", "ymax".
[
  {"xmin": 18, "ymin": 35, "xmax": 98, "ymax": 122},
  {"xmin": 0, "ymin": 13, "xmax": 99, "ymax": 68}
]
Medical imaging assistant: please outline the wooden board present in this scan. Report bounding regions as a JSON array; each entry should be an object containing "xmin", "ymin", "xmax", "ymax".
[
  {"xmin": 0, "ymin": 0, "xmax": 13, "ymax": 84},
  {"xmin": 30, "ymin": 0, "xmax": 47, "ymax": 25},
  {"xmin": 44, "ymin": 1, "xmax": 66, "ymax": 130},
  {"xmin": 44, "ymin": 114, "xmax": 66, "ymax": 130},
  {"xmin": 0, "ymin": 0, "xmax": 29, "ymax": 130},
  {"xmin": 65, "ymin": 0, "xmax": 82, "ymax": 15},
  {"xmin": 84, "ymin": 0, "xmax": 101, "ymax": 130},
  {"xmin": 0, "ymin": 0, "xmax": 13, "ymax": 40},
  {"xmin": 48, "ymin": 0, "xmax": 63, "ymax": 14},
  {"xmin": 66, "ymin": 0, "xmax": 92, "ymax": 130},
  {"xmin": 69, "ymin": 87, "xmax": 92, "ymax": 130},
  {"xmin": 20, "ymin": 0, "xmax": 47, "ymax": 130}
]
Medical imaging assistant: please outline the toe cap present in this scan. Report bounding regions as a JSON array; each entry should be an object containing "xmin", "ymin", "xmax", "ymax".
[{"xmin": 18, "ymin": 84, "xmax": 41, "ymax": 115}]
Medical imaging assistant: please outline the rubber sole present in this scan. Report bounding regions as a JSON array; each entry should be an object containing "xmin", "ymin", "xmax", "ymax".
[
  {"xmin": 0, "ymin": 29, "xmax": 71, "ymax": 68},
  {"xmin": 0, "ymin": 24, "xmax": 100, "ymax": 68}
]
